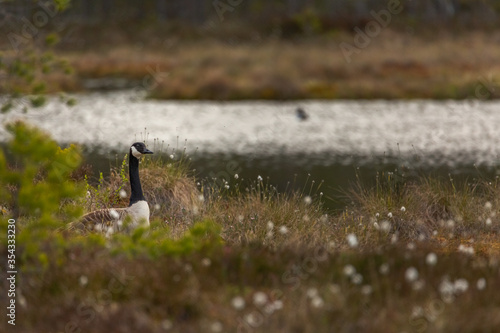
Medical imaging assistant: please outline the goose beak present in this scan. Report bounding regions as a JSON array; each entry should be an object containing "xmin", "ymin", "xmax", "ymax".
[{"xmin": 143, "ymin": 148, "xmax": 153, "ymax": 154}]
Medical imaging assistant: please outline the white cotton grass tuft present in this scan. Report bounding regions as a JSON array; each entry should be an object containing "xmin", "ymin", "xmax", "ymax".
[
  {"xmin": 119, "ymin": 189, "xmax": 127, "ymax": 198},
  {"xmin": 379, "ymin": 263, "xmax": 389, "ymax": 275},
  {"xmin": 426, "ymin": 252, "xmax": 438, "ymax": 266},
  {"xmin": 253, "ymin": 291, "xmax": 268, "ymax": 306},
  {"xmin": 79, "ymin": 275, "xmax": 88, "ymax": 286},
  {"xmin": 311, "ymin": 296, "xmax": 324, "ymax": 308},
  {"xmin": 454, "ymin": 278, "xmax": 469, "ymax": 293},
  {"xmin": 380, "ymin": 220, "xmax": 391, "ymax": 233},
  {"xmin": 17, "ymin": 292, "xmax": 27, "ymax": 309},
  {"xmin": 105, "ymin": 226, "xmax": 115, "ymax": 238},
  {"xmin": 343, "ymin": 265, "xmax": 356, "ymax": 277},
  {"xmin": 306, "ymin": 288, "xmax": 318, "ymax": 298},
  {"xmin": 361, "ymin": 285, "xmax": 373, "ymax": 296},
  {"xmin": 387, "ymin": 212, "xmax": 393, "ymax": 218},
  {"xmin": 400, "ymin": 206, "xmax": 406, "ymax": 212},
  {"xmin": 439, "ymin": 278, "xmax": 455, "ymax": 302},
  {"xmin": 304, "ymin": 196, "xmax": 312, "ymax": 205},
  {"xmin": 234, "ymin": 173, "xmax": 239, "ymax": 179},
  {"xmin": 346, "ymin": 233, "xmax": 358, "ymax": 248},
  {"xmin": 458, "ymin": 244, "xmax": 475, "ymax": 255},
  {"xmin": 231, "ymin": 296, "xmax": 245, "ymax": 310},
  {"xmin": 244, "ymin": 313, "xmax": 260, "ymax": 326},
  {"xmin": 257, "ymin": 175, "xmax": 263, "ymax": 181},
  {"xmin": 484, "ymin": 201, "xmax": 493, "ymax": 210},
  {"xmin": 279, "ymin": 225, "xmax": 289, "ymax": 234},
  {"xmin": 210, "ymin": 321, "xmax": 223, "ymax": 333},
  {"xmin": 390, "ymin": 234, "xmax": 398, "ymax": 244},
  {"xmin": 269, "ymin": 299, "xmax": 283, "ymax": 312},
  {"xmin": 351, "ymin": 273, "xmax": 363, "ymax": 285},
  {"xmin": 306, "ymin": 288, "xmax": 323, "ymax": 308},
  {"xmin": 201, "ymin": 258, "xmax": 211, "ymax": 267},
  {"xmin": 109, "ymin": 209, "xmax": 120, "ymax": 220},
  {"xmin": 439, "ymin": 277, "xmax": 471, "ymax": 302},
  {"xmin": 477, "ymin": 278, "xmax": 486, "ymax": 290},
  {"xmin": 161, "ymin": 319, "xmax": 173, "ymax": 330},
  {"xmin": 272, "ymin": 300, "xmax": 284, "ymax": 311},
  {"xmin": 405, "ymin": 267, "xmax": 419, "ymax": 282}
]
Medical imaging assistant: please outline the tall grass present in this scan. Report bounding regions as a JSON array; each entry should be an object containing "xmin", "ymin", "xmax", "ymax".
[
  {"xmin": 2, "ymin": 127, "xmax": 500, "ymax": 332},
  {"xmin": 4, "ymin": 31, "xmax": 500, "ymax": 99}
]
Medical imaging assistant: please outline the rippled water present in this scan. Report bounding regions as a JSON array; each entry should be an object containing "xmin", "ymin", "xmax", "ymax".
[
  {"xmin": 2, "ymin": 91, "xmax": 499, "ymax": 166},
  {"xmin": 2, "ymin": 91, "xmax": 500, "ymax": 208}
]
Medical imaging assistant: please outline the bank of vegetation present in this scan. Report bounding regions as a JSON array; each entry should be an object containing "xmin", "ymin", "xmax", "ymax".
[{"xmin": 1, "ymin": 122, "xmax": 499, "ymax": 332}]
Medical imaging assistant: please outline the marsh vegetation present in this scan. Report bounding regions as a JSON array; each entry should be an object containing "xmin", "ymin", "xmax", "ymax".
[{"xmin": 1, "ymin": 123, "xmax": 499, "ymax": 332}]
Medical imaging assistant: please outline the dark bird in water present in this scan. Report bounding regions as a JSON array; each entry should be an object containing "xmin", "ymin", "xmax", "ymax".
[
  {"xmin": 70, "ymin": 142, "xmax": 153, "ymax": 234},
  {"xmin": 296, "ymin": 107, "xmax": 309, "ymax": 121}
]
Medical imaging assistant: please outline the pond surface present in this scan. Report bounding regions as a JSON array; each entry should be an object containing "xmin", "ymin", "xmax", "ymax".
[{"xmin": 2, "ymin": 91, "xmax": 500, "ymax": 210}]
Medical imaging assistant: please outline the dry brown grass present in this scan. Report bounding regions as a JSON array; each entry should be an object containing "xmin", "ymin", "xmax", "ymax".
[
  {"xmin": 4, "ymin": 122, "xmax": 500, "ymax": 332},
  {"xmin": 50, "ymin": 31, "xmax": 500, "ymax": 100},
  {"xmin": 4, "ymin": 29, "xmax": 500, "ymax": 99},
  {"xmin": 5, "ymin": 157, "xmax": 500, "ymax": 332},
  {"xmin": 202, "ymin": 182, "xmax": 329, "ymax": 248}
]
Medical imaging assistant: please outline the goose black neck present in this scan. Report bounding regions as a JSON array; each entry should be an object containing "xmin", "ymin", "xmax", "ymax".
[{"xmin": 129, "ymin": 150, "xmax": 145, "ymax": 205}]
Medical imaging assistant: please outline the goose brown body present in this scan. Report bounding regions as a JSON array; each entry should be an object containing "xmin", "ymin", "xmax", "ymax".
[{"xmin": 70, "ymin": 142, "xmax": 153, "ymax": 234}]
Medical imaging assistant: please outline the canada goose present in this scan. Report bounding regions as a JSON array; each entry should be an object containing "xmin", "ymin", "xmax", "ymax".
[
  {"xmin": 296, "ymin": 107, "xmax": 308, "ymax": 121},
  {"xmin": 71, "ymin": 142, "xmax": 153, "ymax": 234}
]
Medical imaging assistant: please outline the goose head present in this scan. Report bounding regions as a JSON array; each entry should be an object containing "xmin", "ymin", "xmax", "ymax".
[{"xmin": 130, "ymin": 142, "xmax": 154, "ymax": 159}]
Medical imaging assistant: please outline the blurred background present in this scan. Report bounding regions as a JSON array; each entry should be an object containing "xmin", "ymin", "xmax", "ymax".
[
  {"xmin": 1, "ymin": 0, "xmax": 500, "ymax": 209},
  {"xmin": 3, "ymin": 0, "xmax": 499, "ymax": 30}
]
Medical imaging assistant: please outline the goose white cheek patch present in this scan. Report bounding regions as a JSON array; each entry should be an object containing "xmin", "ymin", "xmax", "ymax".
[{"xmin": 131, "ymin": 146, "xmax": 142, "ymax": 158}]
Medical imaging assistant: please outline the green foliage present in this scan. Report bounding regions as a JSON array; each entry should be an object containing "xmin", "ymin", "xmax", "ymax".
[
  {"xmin": 110, "ymin": 220, "xmax": 223, "ymax": 258},
  {"xmin": 0, "ymin": 121, "xmax": 84, "ymax": 226},
  {"xmin": 54, "ymin": 0, "xmax": 71, "ymax": 10},
  {"xmin": 292, "ymin": 8, "xmax": 322, "ymax": 35},
  {"xmin": 44, "ymin": 33, "xmax": 60, "ymax": 47},
  {"xmin": 29, "ymin": 95, "xmax": 47, "ymax": 107},
  {"xmin": 83, "ymin": 155, "xmax": 128, "ymax": 211},
  {"xmin": 0, "ymin": 1, "xmax": 73, "ymax": 110}
]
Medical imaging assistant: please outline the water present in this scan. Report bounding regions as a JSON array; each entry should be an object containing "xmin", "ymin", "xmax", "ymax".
[{"xmin": 2, "ymin": 91, "xmax": 500, "ymax": 210}]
